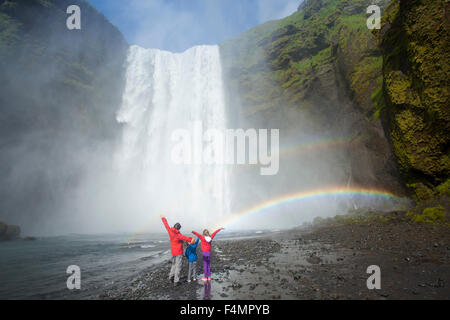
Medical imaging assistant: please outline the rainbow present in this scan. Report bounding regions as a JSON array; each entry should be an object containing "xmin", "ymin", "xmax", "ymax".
[
  {"xmin": 279, "ymin": 136, "xmax": 359, "ymax": 157},
  {"xmin": 229, "ymin": 136, "xmax": 360, "ymax": 173},
  {"xmin": 215, "ymin": 186, "xmax": 403, "ymax": 229}
]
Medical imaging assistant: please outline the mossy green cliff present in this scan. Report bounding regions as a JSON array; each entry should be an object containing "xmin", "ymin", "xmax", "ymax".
[
  {"xmin": 378, "ymin": 0, "xmax": 450, "ymax": 201},
  {"xmin": 221, "ymin": 0, "xmax": 449, "ymax": 202},
  {"xmin": 220, "ymin": 0, "xmax": 405, "ymax": 195}
]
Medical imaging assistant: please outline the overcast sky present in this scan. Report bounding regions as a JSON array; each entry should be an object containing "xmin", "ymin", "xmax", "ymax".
[{"xmin": 89, "ymin": 0, "xmax": 302, "ymax": 52}]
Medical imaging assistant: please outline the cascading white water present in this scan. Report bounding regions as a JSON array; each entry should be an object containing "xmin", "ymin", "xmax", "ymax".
[{"xmin": 115, "ymin": 45, "xmax": 230, "ymax": 227}]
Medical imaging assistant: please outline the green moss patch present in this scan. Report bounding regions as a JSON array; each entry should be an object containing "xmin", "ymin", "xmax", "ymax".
[{"xmin": 407, "ymin": 205, "xmax": 446, "ymax": 224}]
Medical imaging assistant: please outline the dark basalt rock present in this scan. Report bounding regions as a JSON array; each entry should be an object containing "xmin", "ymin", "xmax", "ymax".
[{"xmin": 0, "ymin": 222, "xmax": 21, "ymax": 241}]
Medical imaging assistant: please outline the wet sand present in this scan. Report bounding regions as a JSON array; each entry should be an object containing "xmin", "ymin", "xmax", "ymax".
[{"xmin": 99, "ymin": 212, "xmax": 450, "ymax": 300}]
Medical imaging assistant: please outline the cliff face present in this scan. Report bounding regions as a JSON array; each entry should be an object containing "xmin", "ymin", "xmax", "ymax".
[
  {"xmin": 378, "ymin": 0, "xmax": 450, "ymax": 201},
  {"xmin": 0, "ymin": 0, "xmax": 128, "ymax": 230},
  {"xmin": 221, "ymin": 0, "xmax": 406, "ymax": 196},
  {"xmin": 0, "ymin": 0, "xmax": 127, "ymax": 137}
]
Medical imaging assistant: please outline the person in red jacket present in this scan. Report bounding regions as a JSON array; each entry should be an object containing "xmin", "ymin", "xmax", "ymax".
[
  {"xmin": 160, "ymin": 215, "xmax": 193, "ymax": 286},
  {"xmin": 192, "ymin": 227, "xmax": 224, "ymax": 281}
]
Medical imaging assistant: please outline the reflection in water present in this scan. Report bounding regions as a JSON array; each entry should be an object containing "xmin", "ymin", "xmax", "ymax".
[{"xmin": 203, "ymin": 281, "xmax": 211, "ymax": 300}]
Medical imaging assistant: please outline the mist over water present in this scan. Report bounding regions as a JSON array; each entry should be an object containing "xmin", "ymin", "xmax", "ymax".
[
  {"xmin": 3, "ymin": 44, "xmax": 405, "ymax": 236},
  {"xmin": 51, "ymin": 42, "xmax": 405, "ymax": 235}
]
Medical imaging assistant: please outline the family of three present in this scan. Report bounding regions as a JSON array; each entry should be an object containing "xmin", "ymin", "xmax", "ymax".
[{"xmin": 160, "ymin": 215, "xmax": 224, "ymax": 287}]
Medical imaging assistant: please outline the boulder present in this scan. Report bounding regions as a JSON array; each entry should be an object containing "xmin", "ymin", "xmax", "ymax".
[
  {"xmin": 0, "ymin": 221, "xmax": 7, "ymax": 236},
  {"xmin": 0, "ymin": 222, "xmax": 21, "ymax": 241}
]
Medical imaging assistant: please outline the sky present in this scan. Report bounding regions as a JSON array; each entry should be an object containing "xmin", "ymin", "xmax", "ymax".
[{"xmin": 89, "ymin": 0, "xmax": 302, "ymax": 52}]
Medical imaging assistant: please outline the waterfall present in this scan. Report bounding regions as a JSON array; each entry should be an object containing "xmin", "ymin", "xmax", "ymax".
[{"xmin": 115, "ymin": 45, "xmax": 230, "ymax": 227}]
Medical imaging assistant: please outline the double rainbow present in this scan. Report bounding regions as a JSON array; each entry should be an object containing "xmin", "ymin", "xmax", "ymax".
[
  {"xmin": 125, "ymin": 185, "xmax": 403, "ymax": 243},
  {"xmin": 125, "ymin": 133, "xmax": 399, "ymax": 235}
]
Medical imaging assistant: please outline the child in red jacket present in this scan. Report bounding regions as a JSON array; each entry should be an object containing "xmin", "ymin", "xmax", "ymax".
[{"xmin": 192, "ymin": 227, "xmax": 224, "ymax": 281}]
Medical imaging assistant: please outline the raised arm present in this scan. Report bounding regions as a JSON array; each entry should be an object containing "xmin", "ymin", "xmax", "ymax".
[
  {"xmin": 192, "ymin": 231, "xmax": 205, "ymax": 241},
  {"xmin": 177, "ymin": 233, "xmax": 193, "ymax": 243},
  {"xmin": 161, "ymin": 216, "xmax": 170, "ymax": 233},
  {"xmin": 193, "ymin": 237, "xmax": 200, "ymax": 248},
  {"xmin": 211, "ymin": 227, "xmax": 224, "ymax": 239}
]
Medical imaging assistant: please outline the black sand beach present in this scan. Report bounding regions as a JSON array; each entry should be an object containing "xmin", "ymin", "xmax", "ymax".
[{"xmin": 99, "ymin": 211, "xmax": 450, "ymax": 300}]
